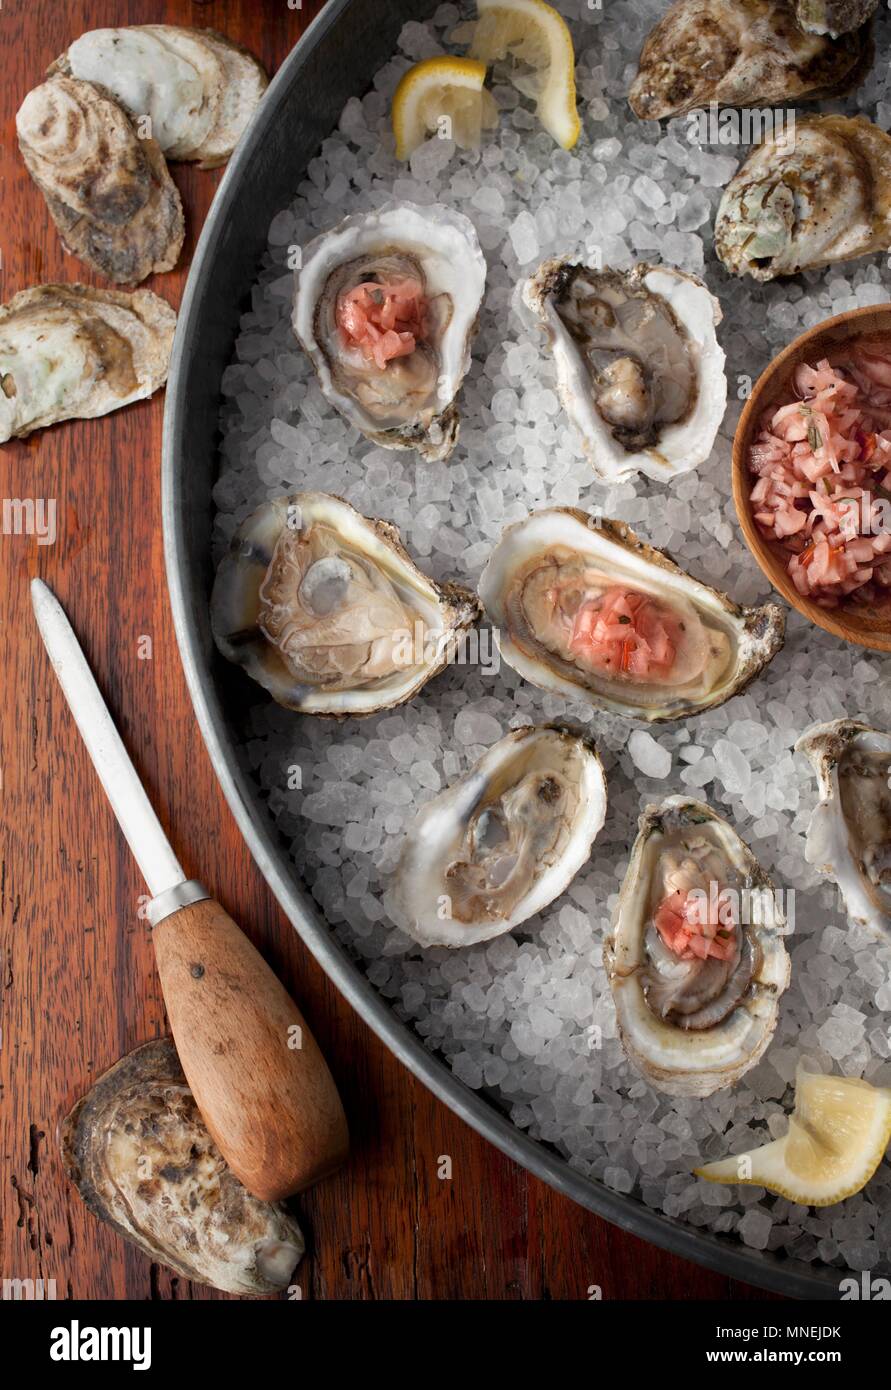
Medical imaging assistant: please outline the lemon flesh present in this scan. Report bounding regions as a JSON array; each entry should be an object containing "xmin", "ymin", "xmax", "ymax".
[
  {"xmin": 695, "ymin": 1069, "xmax": 891, "ymax": 1207},
  {"xmin": 392, "ymin": 57, "xmax": 496, "ymax": 160},
  {"xmin": 466, "ymin": 0, "xmax": 580, "ymax": 150}
]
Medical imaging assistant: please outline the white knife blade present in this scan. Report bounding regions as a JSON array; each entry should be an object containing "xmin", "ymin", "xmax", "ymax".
[{"xmin": 31, "ymin": 578, "xmax": 186, "ymax": 899}]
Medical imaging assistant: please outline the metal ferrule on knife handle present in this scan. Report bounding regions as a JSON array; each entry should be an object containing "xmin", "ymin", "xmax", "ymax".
[{"xmin": 146, "ymin": 879, "xmax": 211, "ymax": 927}]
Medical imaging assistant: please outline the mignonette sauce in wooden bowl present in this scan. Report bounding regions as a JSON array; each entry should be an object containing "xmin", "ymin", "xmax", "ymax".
[{"xmin": 732, "ymin": 303, "xmax": 891, "ymax": 654}]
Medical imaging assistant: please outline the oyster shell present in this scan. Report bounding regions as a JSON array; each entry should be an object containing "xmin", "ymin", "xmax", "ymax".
[
  {"xmin": 629, "ymin": 0, "xmax": 871, "ymax": 119},
  {"xmin": 716, "ymin": 114, "xmax": 891, "ymax": 281},
  {"xmin": 604, "ymin": 797, "xmax": 791, "ymax": 1098},
  {"xmin": 0, "ymin": 283, "xmax": 175, "ymax": 443},
  {"xmin": 391, "ymin": 725, "xmax": 607, "ymax": 947},
  {"xmin": 62, "ymin": 1038, "xmax": 305, "ymax": 1296},
  {"xmin": 478, "ymin": 510, "xmax": 785, "ymax": 722},
  {"xmin": 16, "ymin": 75, "xmax": 184, "ymax": 284},
  {"xmin": 523, "ymin": 259, "xmax": 726, "ymax": 484},
  {"xmin": 51, "ymin": 25, "xmax": 268, "ymax": 168},
  {"xmin": 211, "ymin": 492, "xmax": 481, "ymax": 716},
  {"xmin": 798, "ymin": 718, "xmax": 891, "ymax": 940},
  {"xmin": 292, "ymin": 202, "xmax": 486, "ymax": 461},
  {"xmin": 795, "ymin": 0, "xmax": 878, "ymax": 36}
]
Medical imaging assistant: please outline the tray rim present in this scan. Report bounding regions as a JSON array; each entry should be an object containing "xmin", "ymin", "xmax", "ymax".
[{"xmin": 161, "ymin": 0, "xmax": 844, "ymax": 1301}]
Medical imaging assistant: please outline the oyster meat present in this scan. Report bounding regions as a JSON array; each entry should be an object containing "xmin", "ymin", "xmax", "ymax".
[
  {"xmin": 716, "ymin": 114, "xmax": 891, "ymax": 281},
  {"xmin": 0, "ymin": 283, "xmax": 176, "ymax": 443},
  {"xmin": 795, "ymin": 0, "xmax": 878, "ymax": 36},
  {"xmin": 51, "ymin": 25, "xmax": 268, "ymax": 168},
  {"xmin": 391, "ymin": 725, "xmax": 607, "ymax": 947},
  {"xmin": 604, "ymin": 797, "xmax": 791, "ymax": 1098},
  {"xmin": 629, "ymin": 0, "xmax": 871, "ymax": 120},
  {"xmin": 478, "ymin": 510, "xmax": 785, "ymax": 722},
  {"xmin": 798, "ymin": 719, "xmax": 891, "ymax": 940},
  {"xmin": 211, "ymin": 492, "xmax": 481, "ymax": 716},
  {"xmin": 16, "ymin": 75, "xmax": 184, "ymax": 284},
  {"xmin": 62, "ymin": 1038, "xmax": 305, "ymax": 1296},
  {"xmin": 292, "ymin": 202, "xmax": 486, "ymax": 461},
  {"xmin": 523, "ymin": 259, "xmax": 726, "ymax": 484}
]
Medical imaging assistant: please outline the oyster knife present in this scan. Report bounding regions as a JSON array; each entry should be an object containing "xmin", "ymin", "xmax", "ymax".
[{"xmin": 31, "ymin": 578, "xmax": 348, "ymax": 1201}]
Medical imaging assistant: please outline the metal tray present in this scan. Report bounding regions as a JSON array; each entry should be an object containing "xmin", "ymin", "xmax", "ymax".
[{"xmin": 162, "ymin": 0, "xmax": 840, "ymax": 1299}]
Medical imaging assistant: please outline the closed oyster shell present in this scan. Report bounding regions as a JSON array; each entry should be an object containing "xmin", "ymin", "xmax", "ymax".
[
  {"xmin": 211, "ymin": 492, "xmax": 481, "ymax": 716},
  {"xmin": 17, "ymin": 75, "xmax": 184, "ymax": 283},
  {"xmin": 715, "ymin": 114, "xmax": 891, "ymax": 281},
  {"xmin": 62, "ymin": 1038, "xmax": 305, "ymax": 1296},
  {"xmin": 604, "ymin": 797, "xmax": 791, "ymax": 1098},
  {"xmin": 630, "ymin": 0, "xmax": 871, "ymax": 120},
  {"xmin": 0, "ymin": 283, "xmax": 175, "ymax": 443},
  {"xmin": 391, "ymin": 725, "xmax": 607, "ymax": 947},
  {"xmin": 51, "ymin": 26, "xmax": 268, "ymax": 168},
  {"xmin": 478, "ymin": 509, "xmax": 785, "ymax": 722},
  {"xmin": 797, "ymin": 718, "xmax": 891, "ymax": 941}
]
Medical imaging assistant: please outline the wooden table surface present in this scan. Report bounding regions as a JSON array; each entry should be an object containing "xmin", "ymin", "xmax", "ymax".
[{"xmin": 0, "ymin": 0, "xmax": 774, "ymax": 1301}]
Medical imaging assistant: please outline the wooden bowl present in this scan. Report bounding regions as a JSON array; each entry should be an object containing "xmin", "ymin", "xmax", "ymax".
[{"xmin": 732, "ymin": 303, "xmax": 891, "ymax": 654}]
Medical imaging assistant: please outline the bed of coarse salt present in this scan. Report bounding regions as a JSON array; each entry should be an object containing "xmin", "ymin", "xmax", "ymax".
[{"xmin": 212, "ymin": 0, "xmax": 891, "ymax": 1278}]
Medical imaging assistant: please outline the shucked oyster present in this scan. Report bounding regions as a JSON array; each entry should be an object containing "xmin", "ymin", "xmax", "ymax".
[
  {"xmin": 51, "ymin": 25, "xmax": 268, "ymax": 168},
  {"xmin": 523, "ymin": 260, "xmax": 726, "ymax": 484},
  {"xmin": 0, "ymin": 283, "xmax": 175, "ymax": 443},
  {"xmin": 391, "ymin": 725, "xmax": 607, "ymax": 947},
  {"xmin": 798, "ymin": 719, "xmax": 891, "ymax": 941},
  {"xmin": 62, "ymin": 1038, "xmax": 304, "ymax": 1296},
  {"xmin": 716, "ymin": 115, "xmax": 891, "ymax": 281},
  {"xmin": 629, "ymin": 0, "xmax": 871, "ymax": 120},
  {"xmin": 292, "ymin": 203, "xmax": 486, "ymax": 461},
  {"xmin": 604, "ymin": 797, "xmax": 791, "ymax": 1098},
  {"xmin": 16, "ymin": 76, "xmax": 184, "ymax": 284},
  {"xmin": 478, "ymin": 510, "xmax": 785, "ymax": 722},
  {"xmin": 211, "ymin": 492, "xmax": 480, "ymax": 716},
  {"xmin": 795, "ymin": 0, "xmax": 878, "ymax": 36}
]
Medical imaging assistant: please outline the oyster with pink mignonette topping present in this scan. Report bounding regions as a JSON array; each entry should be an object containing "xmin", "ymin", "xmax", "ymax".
[
  {"xmin": 478, "ymin": 509, "xmax": 785, "ymax": 722},
  {"xmin": 605, "ymin": 797, "xmax": 791, "ymax": 1098},
  {"xmin": 292, "ymin": 202, "xmax": 486, "ymax": 461}
]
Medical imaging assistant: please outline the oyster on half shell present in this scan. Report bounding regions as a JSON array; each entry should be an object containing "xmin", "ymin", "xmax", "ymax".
[
  {"xmin": 292, "ymin": 203, "xmax": 486, "ymax": 461},
  {"xmin": 716, "ymin": 114, "xmax": 891, "ymax": 281},
  {"xmin": 798, "ymin": 719, "xmax": 891, "ymax": 941},
  {"xmin": 0, "ymin": 283, "xmax": 175, "ymax": 442},
  {"xmin": 16, "ymin": 76, "xmax": 184, "ymax": 284},
  {"xmin": 62, "ymin": 1038, "xmax": 304, "ymax": 1296},
  {"xmin": 478, "ymin": 510, "xmax": 785, "ymax": 722},
  {"xmin": 604, "ymin": 797, "xmax": 791, "ymax": 1098},
  {"xmin": 391, "ymin": 725, "xmax": 607, "ymax": 948},
  {"xmin": 523, "ymin": 259, "xmax": 726, "ymax": 484},
  {"xmin": 211, "ymin": 492, "xmax": 480, "ymax": 716},
  {"xmin": 629, "ymin": 0, "xmax": 871, "ymax": 120},
  {"xmin": 51, "ymin": 25, "xmax": 268, "ymax": 168}
]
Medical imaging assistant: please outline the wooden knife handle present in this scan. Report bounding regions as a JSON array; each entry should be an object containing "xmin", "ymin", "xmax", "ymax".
[{"xmin": 151, "ymin": 897, "xmax": 349, "ymax": 1201}]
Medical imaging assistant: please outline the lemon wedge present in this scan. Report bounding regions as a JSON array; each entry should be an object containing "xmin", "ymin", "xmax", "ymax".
[
  {"xmin": 392, "ymin": 56, "xmax": 497, "ymax": 160},
  {"xmin": 463, "ymin": 0, "xmax": 580, "ymax": 150},
  {"xmin": 694, "ymin": 1067, "xmax": 891, "ymax": 1207}
]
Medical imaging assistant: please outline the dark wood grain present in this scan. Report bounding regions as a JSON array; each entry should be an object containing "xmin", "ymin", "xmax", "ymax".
[{"xmin": 0, "ymin": 0, "xmax": 777, "ymax": 1301}]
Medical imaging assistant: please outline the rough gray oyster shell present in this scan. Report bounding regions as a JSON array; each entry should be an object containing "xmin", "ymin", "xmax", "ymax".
[
  {"xmin": 51, "ymin": 25, "xmax": 268, "ymax": 168},
  {"xmin": 716, "ymin": 114, "xmax": 891, "ymax": 281},
  {"xmin": 795, "ymin": 0, "xmax": 877, "ymax": 35},
  {"xmin": 16, "ymin": 75, "xmax": 184, "ymax": 283},
  {"xmin": 0, "ymin": 283, "xmax": 175, "ymax": 443},
  {"xmin": 629, "ymin": 0, "xmax": 872, "ymax": 119},
  {"xmin": 62, "ymin": 1038, "xmax": 305, "ymax": 1296}
]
